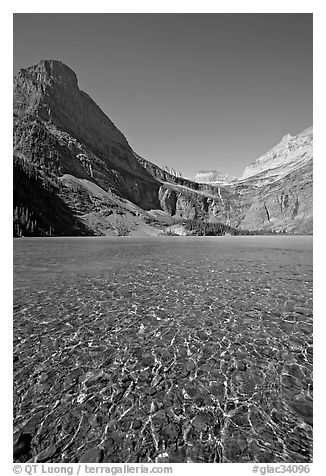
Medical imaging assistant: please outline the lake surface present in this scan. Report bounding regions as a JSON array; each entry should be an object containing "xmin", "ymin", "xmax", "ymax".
[{"xmin": 13, "ymin": 236, "xmax": 313, "ymax": 463}]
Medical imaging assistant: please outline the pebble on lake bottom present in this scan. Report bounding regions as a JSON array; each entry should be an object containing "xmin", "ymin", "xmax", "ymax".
[{"xmin": 13, "ymin": 238, "xmax": 313, "ymax": 463}]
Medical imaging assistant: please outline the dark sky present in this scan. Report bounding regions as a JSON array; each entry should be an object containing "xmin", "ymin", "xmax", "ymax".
[{"xmin": 13, "ymin": 13, "xmax": 312, "ymax": 178}]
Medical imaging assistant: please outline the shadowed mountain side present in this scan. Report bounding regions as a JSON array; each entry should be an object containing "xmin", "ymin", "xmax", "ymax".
[
  {"xmin": 14, "ymin": 155, "xmax": 174, "ymax": 237},
  {"xmin": 13, "ymin": 156, "xmax": 93, "ymax": 236}
]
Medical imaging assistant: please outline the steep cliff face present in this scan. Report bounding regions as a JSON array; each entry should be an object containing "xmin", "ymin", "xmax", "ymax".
[
  {"xmin": 14, "ymin": 60, "xmax": 160, "ymax": 212},
  {"xmin": 13, "ymin": 60, "xmax": 313, "ymax": 236},
  {"xmin": 233, "ymin": 128, "xmax": 313, "ymax": 232},
  {"xmin": 158, "ymin": 164, "xmax": 313, "ymax": 233},
  {"xmin": 138, "ymin": 144, "xmax": 313, "ymax": 233},
  {"xmin": 15, "ymin": 61, "xmax": 133, "ymax": 170},
  {"xmin": 225, "ymin": 167, "xmax": 311, "ymax": 233}
]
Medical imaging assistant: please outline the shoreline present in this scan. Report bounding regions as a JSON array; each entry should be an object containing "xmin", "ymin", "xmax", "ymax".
[{"xmin": 13, "ymin": 233, "xmax": 313, "ymax": 239}]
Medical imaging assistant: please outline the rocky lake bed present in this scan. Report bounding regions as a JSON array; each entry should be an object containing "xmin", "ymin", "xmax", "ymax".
[{"xmin": 13, "ymin": 236, "xmax": 313, "ymax": 463}]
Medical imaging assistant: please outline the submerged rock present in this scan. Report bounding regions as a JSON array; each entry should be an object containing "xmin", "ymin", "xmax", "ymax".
[
  {"xmin": 36, "ymin": 444, "xmax": 57, "ymax": 462},
  {"xmin": 79, "ymin": 447, "xmax": 103, "ymax": 463}
]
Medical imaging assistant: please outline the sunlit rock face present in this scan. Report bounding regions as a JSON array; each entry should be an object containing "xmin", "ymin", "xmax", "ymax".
[
  {"xmin": 236, "ymin": 161, "xmax": 313, "ymax": 233},
  {"xmin": 240, "ymin": 128, "xmax": 313, "ymax": 182},
  {"xmin": 234, "ymin": 128, "xmax": 313, "ymax": 232},
  {"xmin": 13, "ymin": 60, "xmax": 313, "ymax": 236}
]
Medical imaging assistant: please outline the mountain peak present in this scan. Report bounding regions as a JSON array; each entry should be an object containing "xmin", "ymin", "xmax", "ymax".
[
  {"xmin": 281, "ymin": 133, "xmax": 292, "ymax": 142},
  {"xmin": 13, "ymin": 59, "xmax": 161, "ymax": 189},
  {"xmin": 16, "ymin": 59, "xmax": 78, "ymax": 89}
]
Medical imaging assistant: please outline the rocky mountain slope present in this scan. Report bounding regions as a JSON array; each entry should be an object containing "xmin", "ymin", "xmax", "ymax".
[
  {"xmin": 137, "ymin": 137, "xmax": 312, "ymax": 233},
  {"xmin": 13, "ymin": 60, "xmax": 313, "ymax": 236},
  {"xmin": 241, "ymin": 128, "xmax": 313, "ymax": 182}
]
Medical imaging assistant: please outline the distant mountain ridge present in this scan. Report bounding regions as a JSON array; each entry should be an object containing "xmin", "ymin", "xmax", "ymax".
[
  {"xmin": 192, "ymin": 128, "xmax": 312, "ymax": 185},
  {"xmin": 193, "ymin": 170, "xmax": 237, "ymax": 185},
  {"xmin": 13, "ymin": 60, "xmax": 313, "ymax": 236}
]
